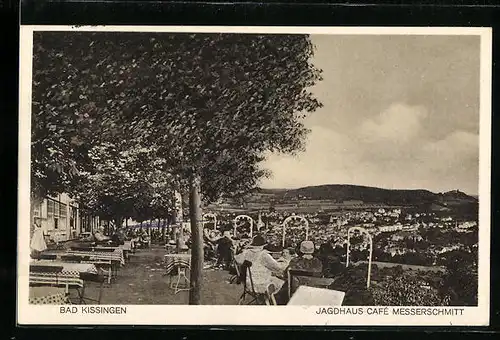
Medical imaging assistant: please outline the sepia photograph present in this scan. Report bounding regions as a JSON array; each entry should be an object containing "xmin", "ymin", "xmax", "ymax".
[{"xmin": 17, "ymin": 26, "xmax": 491, "ymax": 326}]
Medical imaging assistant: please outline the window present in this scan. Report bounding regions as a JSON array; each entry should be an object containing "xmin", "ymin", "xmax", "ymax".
[
  {"xmin": 54, "ymin": 202, "xmax": 60, "ymax": 217},
  {"xmin": 80, "ymin": 215, "xmax": 86, "ymax": 231},
  {"xmin": 58, "ymin": 202, "xmax": 67, "ymax": 230},
  {"xmin": 60, "ymin": 203, "xmax": 67, "ymax": 218},
  {"xmin": 47, "ymin": 200, "xmax": 55, "ymax": 217},
  {"xmin": 70, "ymin": 206, "xmax": 78, "ymax": 229},
  {"xmin": 47, "ymin": 198, "xmax": 69, "ymax": 229},
  {"xmin": 33, "ymin": 202, "xmax": 41, "ymax": 217}
]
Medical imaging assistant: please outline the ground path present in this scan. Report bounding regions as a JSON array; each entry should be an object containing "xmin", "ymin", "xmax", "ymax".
[{"xmin": 81, "ymin": 245, "xmax": 241, "ymax": 305}]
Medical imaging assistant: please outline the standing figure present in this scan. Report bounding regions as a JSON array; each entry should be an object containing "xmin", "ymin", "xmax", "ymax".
[{"xmin": 30, "ymin": 218, "xmax": 47, "ymax": 258}]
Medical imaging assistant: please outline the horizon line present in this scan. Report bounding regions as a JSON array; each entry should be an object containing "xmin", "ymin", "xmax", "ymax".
[{"xmin": 257, "ymin": 183, "xmax": 478, "ymax": 196}]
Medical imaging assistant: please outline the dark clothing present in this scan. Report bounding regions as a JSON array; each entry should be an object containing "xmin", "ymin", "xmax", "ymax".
[
  {"xmin": 317, "ymin": 243, "xmax": 343, "ymax": 277},
  {"xmin": 321, "ymin": 255, "xmax": 343, "ymax": 278},
  {"xmin": 216, "ymin": 237, "xmax": 233, "ymax": 269},
  {"xmin": 318, "ymin": 243, "xmax": 335, "ymax": 258},
  {"xmin": 277, "ymin": 256, "xmax": 323, "ymax": 305},
  {"xmin": 216, "ymin": 236, "xmax": 233, "ymax": 251},
  {"xmin": 111, "ymin": 233, "xmax": 125, "ymax": 245},
  {"xmin": 288, "ymin": 256, "xmax": 323, "ymax": 275}
]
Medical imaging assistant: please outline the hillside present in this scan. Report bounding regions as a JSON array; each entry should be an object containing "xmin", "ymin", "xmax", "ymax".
[{"xmin": 257, "ymin": 185, "xmax": 477, "ymax": 207}]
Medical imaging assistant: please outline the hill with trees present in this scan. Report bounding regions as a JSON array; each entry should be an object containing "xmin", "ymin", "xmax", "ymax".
[{"xmin": 257, "ymin": 185, "xmax": 477, "ymax": 208}]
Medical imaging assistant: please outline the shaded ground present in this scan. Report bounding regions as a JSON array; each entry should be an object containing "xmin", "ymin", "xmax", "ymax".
[{"xmin": 78, "ymin": 245, "xmax": 242, "ymax": 305}]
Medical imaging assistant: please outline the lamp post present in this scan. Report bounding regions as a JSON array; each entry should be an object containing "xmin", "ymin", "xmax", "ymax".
[{"xmin": 346, "ymin": 226, "xmax": 373, "ymax": 289}]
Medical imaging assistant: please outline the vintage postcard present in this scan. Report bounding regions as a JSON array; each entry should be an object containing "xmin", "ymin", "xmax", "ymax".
[{"xmin": 18, "ymin": 25, "xmax": 491, "ymax": 326}]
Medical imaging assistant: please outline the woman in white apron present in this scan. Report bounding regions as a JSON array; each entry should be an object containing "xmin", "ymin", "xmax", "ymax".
[{"xmin": 30, "ymin": 220, "xmax": 47, "ymax": 258}]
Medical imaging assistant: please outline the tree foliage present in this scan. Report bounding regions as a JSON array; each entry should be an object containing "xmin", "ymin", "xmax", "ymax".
[
  {"xmin": 31, "ymin": 32, "xmax": 323, "ymax": 210},
  {"xmin": 68, "ymin": 141, "xmax": 175, "ymax": 223},
  {"xmin": 372, "ymin": 273, "xmax": 445, "ymax": 306},
  {"xmin": 438, "ymin": 251, "xmax": 478, "ymax": 306}
]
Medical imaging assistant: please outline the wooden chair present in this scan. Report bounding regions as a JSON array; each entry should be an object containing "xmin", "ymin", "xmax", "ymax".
[
  {"xmin": 82, "ymin": 259, "xmax": 114, "ymax": 284},
  {"xmin": 77, "ymin": 272, "xmax": 106, "ymax": 304},
  {"xmin": 94, "ymin": 240, "xmax": 113, "ymax": 246},
  {"xmin": 265, "ymin": 283, "xmax": 278, "ymax": 306},
  {"xmin": 29, "ymin": 286, "xmax": 72, "ymax": 305},
  {"xmin": 169, "ymin": 262, "xmax": 190, "ymax": 294},
  {"xmin": 94, "ymin": 247, "xmax": 116, "ymax": 253},
  {"xmin": 228, "ymin": 250, "xmax": 241, "ymax": 284},
  {"xmin": 30, "ymin": 265, "xmax": 64, "ymax": 274},
  {"xmin": 70, "ymin": 246, "xmax": 93, "ymax": 252},
  {"xmin": 29, "ymin": 265, "xmax": 83, "ymax": 296},
  {"xmin": 38, "ymin": 254, "xmax": 57, "ymax": 260},
  {"xmin": 238, "ymin": 260, "xmax": 263, "ymax": 305},
  {"xmin": 61, "ymin": 255, "xmax": 83, "ymax": 263}
]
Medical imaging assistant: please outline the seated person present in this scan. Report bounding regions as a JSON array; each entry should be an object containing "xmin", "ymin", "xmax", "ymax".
[
  {"xmin": 318, "ymin": 238, "xmax": 342, "ymax": 277},
  {"xmin": 264, "ymin": 243, "xmax": 285, "ymax": 260},
  {"xmin": 288, "ymin": 240, "xmax": 323, "ymax": 275},
  {"xmin": 234, "ymin": 234, "xmax": 288, "ymax": 295},
  {"xmin": 318, "ymin": 239, "xmax": 335, "ymax": 258},
  {"xmin": 204, "ymin": 228, "xmax": 218, "ymax": 243},
  {"xmin": 111, "ymin": 229, "xmax": 126, "ymax": 245},
  {"xmin": 274, "ymin": 240, "xmax": 323, "ymax": 304},
  {"xmin": 93, "ymin": 229, "xmax": 110, "ymax": 242},
  {"xmin": 140, "ymin": 230, "xmax": 151, "ymax": 245},
  {"xmin": 185, "ymin": 235, "xmax": 192, "ymax": 249},
  {"xmin": 79, "ymin": 232, "xmax": 93, "ymax": 242},
  {"xmin": 203, "ymin": 229, "xmax": 217, "ymax": 261},
  {"xmin": 280, "ymin": 247, "xmax": 296, "ymax": 263},
  {"xmin": 215, "ymin": 230, "xmax": 234, "ymax": 270}
]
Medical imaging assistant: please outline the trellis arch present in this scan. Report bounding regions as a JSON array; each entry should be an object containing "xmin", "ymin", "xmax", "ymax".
[
  {"xmin": 282, "ymin": 215, "xmax": 309, "ymax": 248},
  {"xmin": 346, "ymin": 226, "xmax": 373, "ymax": 288},
  {"xmin": 202, "ymin": 213, "xmax": 217, "ymax": 230},
  {"xmin": 234, "ymin": 215, "xmax": 255, "ymax": 238}
]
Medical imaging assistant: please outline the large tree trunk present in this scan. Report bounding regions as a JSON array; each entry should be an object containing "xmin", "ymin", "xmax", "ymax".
[
  {"xmin": 188, "ymin": 173, "xmax": 203, "ymax": 305},
  {"xmin": 114, "ymin": 216, "xmax": 123, "ymax": 233},
  {"xmin": 148, "ymin": 220, "xmax": 152, "ymax": 247},
  {"xmin": 161, "ymin": 219, "xmax": 167, "ymax": 243},
  {"xmin": 157, "ymin": 218, "xmax": 161, "ymax": 242},
  {"xmin": 174, "ymin": 190, "xmax": 183, "ymax": 251}
]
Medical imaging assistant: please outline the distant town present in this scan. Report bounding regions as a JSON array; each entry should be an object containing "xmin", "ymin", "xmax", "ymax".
[{"xmin": 204, "ymin": 185, "xmax": 478, "ymax": 270}]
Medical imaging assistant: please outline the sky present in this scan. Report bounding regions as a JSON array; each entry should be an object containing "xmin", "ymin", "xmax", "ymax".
[{"xmin": 259, "ymin": 34, "xmax": 481, "ymax": 195}]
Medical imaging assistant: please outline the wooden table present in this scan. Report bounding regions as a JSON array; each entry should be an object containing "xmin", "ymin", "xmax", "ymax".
[
  {"xmin": 287, "ymin": 286, "xmax": 345, "ymax": 306},
  {"xmin": 68, "ymin": 249, "xmax": 125, "ymax": 265},
  {"xmin": 30, "ymin": 260, "xmax": 99, "ymax": 275},
  {"xmin": 295, "ymin": 276, "xmax": 335, "ymax": 288},
  {"xmin": 29, "ymin": 286, "xmax": 70, "ymax": 305},
  {"xmin": 66, "ymin": 250, "xmax": 123, "ymax": 284}
]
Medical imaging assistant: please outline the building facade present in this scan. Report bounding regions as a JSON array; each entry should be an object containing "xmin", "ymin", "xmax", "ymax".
[{"xmin": 32, "ymin": 193, "xmax": 99, "ymax": 242}]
